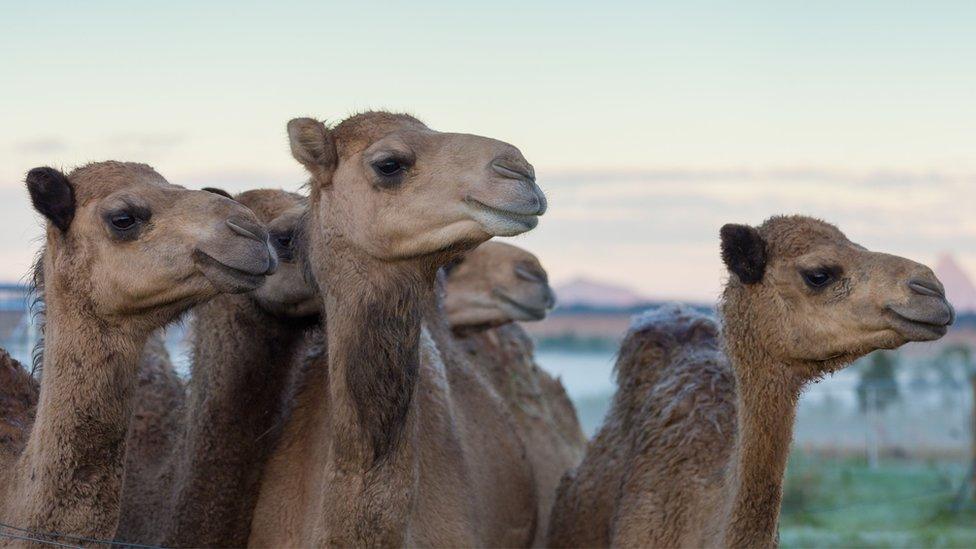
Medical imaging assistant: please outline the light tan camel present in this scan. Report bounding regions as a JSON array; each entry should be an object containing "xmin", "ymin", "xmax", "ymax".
[
  {"xmin": 547, "ymin": 215, "xmax": 955, "ymax": 548},
  {"xmin": 444, "ymin": 241, "xmax": 556, "ymax": 333},
  {"xmin": 0, "ymin": 162, "xmax": 276, "ymax": 544},
  {"xmin": 445, "ymin": 241, "xmax": 586, "ymax": 546},
  {"xmin": 116, "ymin": 189, "xmax": 318, "ymax": 547},
  {"xmin": 249, "ymin": 112, "xmax": 547, "ymax": 547}
]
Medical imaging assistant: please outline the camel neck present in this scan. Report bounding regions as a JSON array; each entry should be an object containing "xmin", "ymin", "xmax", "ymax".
[
  {"xmin": 20, "ymin": 292, "xmax": 145, "ymax": 534},
  {"xmin": 722, "ymin": 355, "xmax": 803, "ymax": 548},
  {"xmin": 187, "ymin": 295, "xmax": 310, "ymax": 410},
  {"xmin": 322, "ymin": 248, "xmax": 433, "ymax": 468},
  {"xmin": 168, "ymin": 295, "xmax": 313, "ymax": 546}
]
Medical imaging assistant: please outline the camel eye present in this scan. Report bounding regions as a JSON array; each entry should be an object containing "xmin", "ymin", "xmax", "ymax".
[
  {"xmin": 271, "ymin": 230, "xmax": 296, "ymax": 261},
  {"xmin": 801, "ymin": 268, "xmax": 834, "ymax": 289},
  {"xmin": 104, "ymin": 206, "xmax": 149, "ymax": 239},
  {"xmin": 111, "ymin": 213, "xmax": 136, "ymax": 230},
  {"xmin": 372, "ymin": 158, "xmax": 406, "ymax": 178}
]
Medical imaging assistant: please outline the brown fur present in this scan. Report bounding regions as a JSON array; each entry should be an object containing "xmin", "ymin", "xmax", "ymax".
[
  {"xmin": 0, "ymin": 162, "xmax": 275, "ymax": 544},
  {"xmin": 248, "ymin": 113, "xmax": 545, "ymax": 547},
  {"xmin": 445, "ymin": 241, "xmax": 556, "ymax": 334},
  {"xmin": 0, "ymin": 350, "xmax": 38, "ymax": 462},
  {"xmin": 455, "ymin": 324, "xmax": 586, "ymax": 546},
  {"xmin": 117, "ymin": 190, "xmax": 319, "ymax": 547},
  {"xmin": 548, "ymin": 216, "xmax": 954, "ymax": 548},
  {"xmin": 446, "ymin": 241, "xmax": 584, "ymax": 546},
  {"xmin": 119, "ymin": 333, "xmax": 185, "ymax": 521}
]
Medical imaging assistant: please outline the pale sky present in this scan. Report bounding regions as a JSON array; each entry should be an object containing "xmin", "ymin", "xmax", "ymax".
[{"xmin": 1, "ymin": 1, "xmax": 974, "ymax": 301}]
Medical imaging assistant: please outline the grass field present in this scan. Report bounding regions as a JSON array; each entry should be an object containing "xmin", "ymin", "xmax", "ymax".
[{"xmin": 780, "ymin": 453, "xmax": 976, "ymax": 548}]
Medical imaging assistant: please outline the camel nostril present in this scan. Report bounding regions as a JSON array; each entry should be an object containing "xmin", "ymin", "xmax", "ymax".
[
  {"xmin": 226, "ymin": 217, "xmax": 269, "ymax": 243},
  {"xmin": 491, "ymin": 160, "xmax": 536, "ymax": 183},
  {"xmin": 908, "ymin": 278, "xmax": 944, "ymax": 298}
]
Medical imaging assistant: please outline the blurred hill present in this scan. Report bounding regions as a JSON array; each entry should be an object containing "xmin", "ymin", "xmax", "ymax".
[
  {"xmin": 935, "ymin": 253, "xmax": 976, "ymax": 313},
  {"xmin": 553, "ymin": 277, "xmax": 651, "ymax": 309}
]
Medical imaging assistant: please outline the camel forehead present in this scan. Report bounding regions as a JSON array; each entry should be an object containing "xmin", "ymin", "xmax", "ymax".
[
  {"xmin": 474, "ymin": 242, "xmax": 541, "ymax": 271},
  {"xmin": 235, "ymin": 189, "xmax": 305, "ymax": 223},
  {"xmin": 332, "ymin": 111, "xmax": 429, "ymax": 155},
  {"xmin": 67, "ymin": 161, "xmax": 175, "ymax": 202},
  {"xmin": 759, "ymin": 215, "xmax": 852, "ymax": 258}
]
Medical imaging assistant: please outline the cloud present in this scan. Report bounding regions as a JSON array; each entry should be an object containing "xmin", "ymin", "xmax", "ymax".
[
  {"xmin": 12, "ymin": 138, "xmax": 68, "ymax": 154},
  {"xmin": 172, "ymin": 168, "xmax": 306, "ymax": 193},
  {"xmin": 516, "ymin": 165, "xmax": 974, "ymax": 298},
  {"xmin": 105, "ymin": 132, "xmax": 186, "ymax": 155},
  {"xmin": 547, "ymin": 166, "xmax": 976, "ymax": 189}
]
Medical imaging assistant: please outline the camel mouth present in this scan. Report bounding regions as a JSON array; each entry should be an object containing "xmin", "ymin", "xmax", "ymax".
[
  {"xmin": 884, "ymin": 306, "xmax": 952, "ymax": 342},
  {"xmin": 464, "ymin": 197, "xmax": 540, "ymax": 235},
  {"xmin": 493, "ymin": 289, "xmax": 548, "ymax": 320},
  {"xmin": 193, "ymin": 250, "xmax": 268, "ymax": 294}
]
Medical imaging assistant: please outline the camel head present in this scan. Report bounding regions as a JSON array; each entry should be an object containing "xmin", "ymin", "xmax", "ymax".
[
  {"xmin": 227, "ymin": 188, "xmax": 320, "ymax": 318},
  {"xmin": 719, "ymin": 215, "xmax": 954, "ymax": 375},
  {"xmin": 26, "ymin": 162, "xmax": 277, "ymax": 325},
  {"xmin": 444, "ymin": 241, "xmax": 555, "ymax": 333},
  {"xmin": 287, "ymin": 112, "xmax": 546, "ymax": 263}
]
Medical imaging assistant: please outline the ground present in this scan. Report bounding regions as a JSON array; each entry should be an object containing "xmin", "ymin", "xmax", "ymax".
[{"xmin": 780, "ymin": 453, "xmax": 976, "ymax": 548}]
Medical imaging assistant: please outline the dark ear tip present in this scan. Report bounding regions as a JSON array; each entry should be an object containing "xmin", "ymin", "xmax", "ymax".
[
  {"xmin": 720, "ymin": 223, "xmax": 767, "ymax": 285},
  {"xmin": 26, "ymin": 167, "xmax": 75, "ymax": 232},
  {"xmin": 26, "ymin": 166, "xmax": 67, "ymax": 187},
  {"xmin": 202, "ymin": 187, "xmax": 235, "ymax": 200}
]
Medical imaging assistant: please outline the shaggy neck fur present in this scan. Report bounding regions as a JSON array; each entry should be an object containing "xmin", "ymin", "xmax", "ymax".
[
  {"xmin": 4, "ymin": 254, "xmax": 148, "ymax": 538},
  {"xmin": 326, "ymin": 262, "xmax": 427, "ymax": 465},
  {"xmin": 306, "ymin": 205, "xmax": 439, "ymax": 546},
  {"xmin": 719, "ymin": 287, "xmax": 805, "ymax": 548},
  {"xmin": 162, "ymin": 294, "xmax": 315, "ymax": 547}
]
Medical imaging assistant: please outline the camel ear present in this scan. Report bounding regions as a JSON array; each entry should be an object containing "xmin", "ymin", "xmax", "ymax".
[
  {"xmin": 26, "ymin": 167, "xmax": 76, "ymax": 233},
  {"xmin": 287, "ymin": 118, "xmax": 337, "ymax": 173},
  {"xmin": 720, "ymin": 223, "xmax": 767, "ymax": 284},
  {"xmin": 202, "ymin": 187, "xmax": 234, "ymax": 200}
]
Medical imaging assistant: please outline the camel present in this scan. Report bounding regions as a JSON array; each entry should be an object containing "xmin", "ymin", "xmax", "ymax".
[
  {"xmin": 116, "ymin": 189, "xmax": 319, "ymax": 547},
  {"xmin": 547, "ymin": 215, "xmax": 956, "ymax": 548},
  {"xmin": 248, "ymin": 112, "xmax": 547, "ymax": 547},
  {"xmin": 444, "ymin": 240, "xmax": 556, "ymax": 333},
  {"xmin": 0, "ymin": 162, "xmax": 277, "ymax": 545},
  {"xmin": 0, "ymin": 349, "xmax": 37, "ymax": 461},
  {"xmin": 445, "ymin": 241, "xmax": 586, "ymax": 546}
]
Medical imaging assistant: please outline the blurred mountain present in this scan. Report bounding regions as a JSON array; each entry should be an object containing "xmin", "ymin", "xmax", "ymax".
[
  {"xmin": 553, "ymin": 277, "xmax": 650, "ymax": 308},
  {"xmin": 935, "ymin": 254, "xmax": 976, "ymax": 313}
]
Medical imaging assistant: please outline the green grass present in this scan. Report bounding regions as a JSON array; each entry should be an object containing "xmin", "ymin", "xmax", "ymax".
[{"xmin": 780, "ymin": 453, "xmax": 976, "ymax": 548}]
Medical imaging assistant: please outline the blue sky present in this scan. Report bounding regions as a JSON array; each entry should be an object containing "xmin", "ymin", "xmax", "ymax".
[{"xmin": 1, "ymin": 1, "xmax": 974, "ymax": 300}]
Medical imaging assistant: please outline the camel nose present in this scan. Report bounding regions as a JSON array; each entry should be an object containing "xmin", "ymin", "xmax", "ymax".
[
  {"xmin": 900, "ymin": 274, "xmax": 955, "ymax": 327},
  {"xmin": 227, "ymin": 216, "xmax": 269, "ymax": 243},
  {"xmin": 908, "ymin": 277, "xmax": 945, "ymax": 298},
  {"xmin": 491, "ymin": 157, "xmax": 535, "ymax": 183},
  {"xmin": 490, "ymin": 152, "xmax": 547, "ymax": 216},
  {"xmin": 544, "ymin": 287, "xmax": 557, "ymax": 310},
  {"xmin": 226, "ymin": 216, "xmax": 278, "ymax": 275}
]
